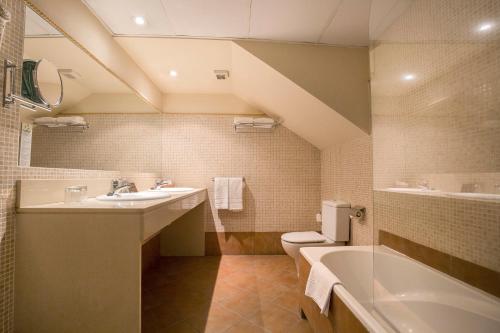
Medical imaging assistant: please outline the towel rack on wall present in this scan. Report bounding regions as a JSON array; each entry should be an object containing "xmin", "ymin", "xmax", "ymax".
[{"xmin": 211, "ymin": 177, "xmax": 245, "ymax": 182}]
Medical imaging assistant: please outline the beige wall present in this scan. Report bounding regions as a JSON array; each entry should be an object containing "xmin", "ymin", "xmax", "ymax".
[
  {"xmin": 31, "ymin": 114, "xmax": 163, "ymax": 173},
  {"xmin": 162, "ymin": 115, "xmax": 321, "ymax": 233},
  {"xmin": 371, "ymin": 0, "xmax": 500, "ymax": 272},
  {"xmin": 321, "ymin": 135, "xmax": 373, "ymax": 246},
  {"xmin": 30, "ymin": 113, "xmax": 321, "ymax": 233}
]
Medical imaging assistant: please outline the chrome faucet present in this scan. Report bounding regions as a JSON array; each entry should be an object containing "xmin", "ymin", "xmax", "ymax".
[{"xmin": 108, "ymin": 179, "xmax": 136, "ymax": 196}]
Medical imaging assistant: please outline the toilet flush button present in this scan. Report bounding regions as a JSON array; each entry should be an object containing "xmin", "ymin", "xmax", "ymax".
[{"xmin": 315, "ymin": 213, "xmax": 322, "ymax": 223}]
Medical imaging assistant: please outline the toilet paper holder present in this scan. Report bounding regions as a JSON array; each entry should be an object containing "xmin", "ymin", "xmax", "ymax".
[{"xmin": 350, "ymin": 206, "xmax": 366, "ymax": 221}]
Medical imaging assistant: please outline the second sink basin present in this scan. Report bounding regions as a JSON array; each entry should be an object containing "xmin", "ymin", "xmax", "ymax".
[
  {"xmin": 96, "ymin": 191, "xmax": 171, "ymax": 201},
  {"xmin": 149, "ymin": 187, "xmax": 195, "ymax": 193}
]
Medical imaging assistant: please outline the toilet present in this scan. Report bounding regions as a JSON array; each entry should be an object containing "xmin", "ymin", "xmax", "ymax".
[{"xmin": 281, "ymin": 200, "xmax": 351, "ymax": 272}]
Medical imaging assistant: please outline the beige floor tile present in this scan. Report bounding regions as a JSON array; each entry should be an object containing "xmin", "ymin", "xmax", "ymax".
[
  {"xmin": 224, "ymin": 319, "xmax": 268, "ymax": 333},
  {"xmin": 189, "ymin": 304, "xmax": 243, "ymax": 333},
  {"xmin": 142, "ymin": 255, "xmax": 312, "ymax": 333},
  {"xmin": 247, "ymin": 304, "xmax": 302, "ymax": 332}
]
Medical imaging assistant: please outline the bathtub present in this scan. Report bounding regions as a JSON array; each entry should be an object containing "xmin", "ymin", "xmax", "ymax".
[{"xmin": 300, "ymin": 246, "xmax": 500, "ymax": 333}]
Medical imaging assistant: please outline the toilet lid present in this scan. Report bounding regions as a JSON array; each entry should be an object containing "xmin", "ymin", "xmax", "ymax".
[{"xmin": 281, "ymin": 231, "xmax": 326, "ymax": 244}]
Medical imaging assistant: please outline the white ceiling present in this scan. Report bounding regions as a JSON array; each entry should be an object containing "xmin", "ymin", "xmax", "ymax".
[{"xmin": 83, "ymin": 0, "xmax": 372, "ymax": 46}]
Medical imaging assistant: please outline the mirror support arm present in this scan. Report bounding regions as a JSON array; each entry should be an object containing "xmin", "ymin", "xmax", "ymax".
[{"xmin": 2, "ymin": 59, "xmax": 51, "ymax": 112}]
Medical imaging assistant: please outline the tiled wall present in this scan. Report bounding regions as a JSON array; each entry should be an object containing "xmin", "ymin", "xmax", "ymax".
[
  {"xmin": 321, "ymin": 135, "xmax": 373, "ymax": 245},
  {"xmin": 371, "ymin": 0, "xmax": 500, "ymax": 273},
  {"xmin": 161, "ymin": 114, "xmax": 321, "ymax": 233},
  {"xmin": 29, "ymin": 113, "xmax": 322, "ymax": 234},
  {"xmin": 31, "ymin": 114, "xmax": 162, "ymax": 173}
]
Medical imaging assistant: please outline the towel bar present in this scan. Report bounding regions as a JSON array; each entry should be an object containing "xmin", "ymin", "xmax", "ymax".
[{"xmin": 211, "ymin": 177, "xmax": 245, "ymax": 182}]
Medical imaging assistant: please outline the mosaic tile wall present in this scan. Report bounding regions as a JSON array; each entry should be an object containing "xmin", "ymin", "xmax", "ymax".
[
  {"xmin": 321, "ymin": 135, "xmax": 373, "ymax": 246},
  {"xmin": 374, "ymin": 191, "xmax": 500, "ymax": 271},
  {"xmin": 161, "ymin": 114, "xmax": 321, "ymax": 233},
  {"xmin": 371, "ymin": 0, "xmax": 500, "ymax": 272},
  {"xmin": 31, "ymin": 114, "xmax": 162, "ymax": 173},
  {"xmin": 29, "ymin": 113, "xmax": 321, "ymax": 233}
]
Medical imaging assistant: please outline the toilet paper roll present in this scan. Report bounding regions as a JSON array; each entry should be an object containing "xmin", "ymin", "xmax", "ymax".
[{"xmin": 315, "ymin": 213, "xmax": 322, "ymax": 223}]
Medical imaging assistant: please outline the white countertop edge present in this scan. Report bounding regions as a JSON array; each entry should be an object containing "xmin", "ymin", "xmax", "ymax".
[{"xmin": 17, "ymin": 188, "xmax": 207, "ymax": 214}]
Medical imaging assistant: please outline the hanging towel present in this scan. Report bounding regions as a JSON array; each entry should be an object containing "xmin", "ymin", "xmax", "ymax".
[
  {"xmin": 228, "ymin": 177, "xmax": 244, "ymax": 211},
  {"xmin": 305, "ymin": 262, "xmax": 342, "ymax": 316},
  {"xmin": 214, "ymin": 177, "xmax": 229, "ymax": 210}
]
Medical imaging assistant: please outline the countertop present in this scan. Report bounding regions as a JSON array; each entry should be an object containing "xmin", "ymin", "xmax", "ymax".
[{"xmin": 16, "ymin": 188, "xmax": 207, "ymax": 214}]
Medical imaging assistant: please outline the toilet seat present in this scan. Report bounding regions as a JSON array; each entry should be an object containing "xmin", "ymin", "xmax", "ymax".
[{"xmin": 281, "ymin": 231, "xmax": 327, "ymax": 244}]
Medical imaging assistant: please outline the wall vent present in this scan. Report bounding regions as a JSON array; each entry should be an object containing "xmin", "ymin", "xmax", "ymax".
[{"xmin": 214, "ymin": 70, "xmax": 230, "ymax": 80}]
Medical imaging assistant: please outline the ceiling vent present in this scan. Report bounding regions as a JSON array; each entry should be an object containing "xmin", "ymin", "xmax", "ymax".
[
  {"xmin": 58, "ymin": 69, "xmax": 82, "ymax": 80},
  {"xmin": 214, "ymin": 70, "xmax": 230, "ymax": 80}
]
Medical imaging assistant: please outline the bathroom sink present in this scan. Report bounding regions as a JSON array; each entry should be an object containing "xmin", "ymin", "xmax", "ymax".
[
  {"xmin": 96, "ymin": 191, "xmax": 171, "ymax": 201},
  {"xmin": 149, "ymin": 187, "xmax": 195, "ymax": 193}
]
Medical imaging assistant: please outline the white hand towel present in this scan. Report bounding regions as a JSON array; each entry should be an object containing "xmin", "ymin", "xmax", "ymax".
[
  {"xmin": 214, "ymin": 177, "xmax": 229, "ymax": 210},
  {"xmin": 233, "ymin": 117, "xmax": 254, "ymax": 125},
  {"xmin": 253, "ymin": 117, "xmax": 275, "ymax": 124},
  {"xmin": 305, "ymin": 262, "xmax": 342, "ymax": 316},
  {"xmin": 57, "ymin": 116, "xmax": 86, "ymax": 125},
  {"xmin": 34, "ymin": 117, "xmax": 57, "ymax": 125},
  {"xmin": 228, "ymin": 177, "xmax": 244, "ymax": 211}
]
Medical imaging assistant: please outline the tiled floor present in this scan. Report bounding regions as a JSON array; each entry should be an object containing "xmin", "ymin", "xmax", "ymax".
[{"xmin": 142, "ymin": 255, "xmax": 313, "ymax": 333}]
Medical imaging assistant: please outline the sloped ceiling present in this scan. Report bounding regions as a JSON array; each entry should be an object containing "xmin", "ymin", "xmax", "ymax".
[
  {"xmin": 115, "ymin": 37, "xmax": 369, "ymax": 148},
  {"xmin": 231, "ymin": 43, "xmax": 366, "ymax": 149},
  {"xmin": 235, "ymin": 41, "xmax": 371, "ymax": 133}
]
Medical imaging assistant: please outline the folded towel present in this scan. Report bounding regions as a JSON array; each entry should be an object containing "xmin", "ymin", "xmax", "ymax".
[
  {"xmin": 57, "ymin": 116, "xmax": 86, "ymax": 126},
  {"xmin": 233, "ymin": 117, "xmax": 254, "ymax": 125},
  {"xmin": 34, "ymin": 116, "xmax": 87, "ymax": 127},
  {"xmin": 214, "ymin": 177, "xmax": 229, "ymax": 210},
  {"xmin": 228, "ymin": 177, "xmax": 244, "ymax": 211},
  {"xmin": 34, "ymin": 117, "xmax": 58, "ymax": 125},
  {"xmin": 253, "ymin": 117, "xmax": 275, "ymax": 125},
  {"xmin": 305, "ymin": 262, "xmax": 342, "ymax": 316}
]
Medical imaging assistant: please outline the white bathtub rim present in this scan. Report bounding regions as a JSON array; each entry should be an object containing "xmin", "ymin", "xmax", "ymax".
[{"xmin": 300, "ymin": 246, "xmax": 389, "ymax": 332}]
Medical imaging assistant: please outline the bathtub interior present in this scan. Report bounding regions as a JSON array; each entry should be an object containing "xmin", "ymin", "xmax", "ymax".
[
  {"xmin": 372, "ymin": 247, "xmax": 500, "ymax": 333},
  {"xmin": 316, "ymin": 246, "xmax": 500, "ymax": 333},
  {"xmin": 320, "ymin": 248, "xmax": 373, "ymax": 310}
]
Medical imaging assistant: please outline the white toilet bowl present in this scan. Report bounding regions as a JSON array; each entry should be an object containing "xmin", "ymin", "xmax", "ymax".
[{"xmin": 281, "ymin": 231, "xmax": 344, "ymax": 272}]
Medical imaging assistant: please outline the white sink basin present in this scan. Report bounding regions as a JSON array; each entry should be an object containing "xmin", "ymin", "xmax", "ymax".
[
  {"xmin": 149, "ymin": 187, "xmax": 195, "ymax": 193},
  {"xmin": 96, "ymin": 191, "xmax": 171, "ymax": 201}
]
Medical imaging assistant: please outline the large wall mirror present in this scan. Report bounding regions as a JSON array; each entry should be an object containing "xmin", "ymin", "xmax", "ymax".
[{"xmin": 20, "ymin": 5, "xmax": 160, "ymax": 172}]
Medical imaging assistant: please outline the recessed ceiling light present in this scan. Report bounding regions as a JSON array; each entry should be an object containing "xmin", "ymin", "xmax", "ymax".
[
  {"xmin": 169, "ymin": 70, "xmax": 178, "ymax": 77},
  {"xmin": 133, "ymin": 16, "xmax": 146, "ymax": 26},
  {"xmin": 402, "ymin": 73, "xmax": 415, "ymax": 81},
  {"xmin": 478, "ymin": 22, "xmax": 493, "ymax": 32}
]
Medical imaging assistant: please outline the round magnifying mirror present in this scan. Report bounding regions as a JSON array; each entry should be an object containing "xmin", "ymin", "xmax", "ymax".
[{"xmin": 21, "ymin": 58, "xmax": 63, "ymax": 107}]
